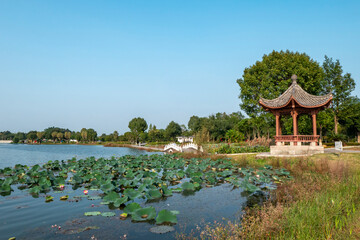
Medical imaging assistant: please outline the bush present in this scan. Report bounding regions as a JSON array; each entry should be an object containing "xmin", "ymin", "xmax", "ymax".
[{"xmin": 210, "ymin": 144, "xmax": 269, "ymax": 154}]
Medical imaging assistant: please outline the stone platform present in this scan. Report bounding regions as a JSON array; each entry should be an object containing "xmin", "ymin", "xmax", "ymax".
[{"xmin": 269, "ymin": 145, "xmax": 324, "ymax": 156}]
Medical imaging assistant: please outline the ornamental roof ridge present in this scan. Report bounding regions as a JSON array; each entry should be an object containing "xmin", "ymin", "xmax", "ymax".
[{"xmin": 259, "ymin": 76, "xmax": 333, "ymax": 109}]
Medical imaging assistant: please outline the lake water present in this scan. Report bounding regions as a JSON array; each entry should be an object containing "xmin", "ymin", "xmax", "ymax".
[
  {"xmin": 0, "ymin": 144, "xmax": 250, "ymax": 239},
  {"xmin": 0, "ymin": 144, "xmax": 152, "ymax": 169}
]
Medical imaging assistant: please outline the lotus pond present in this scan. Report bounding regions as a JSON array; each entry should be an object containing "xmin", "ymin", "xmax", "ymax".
[{"xmin": 0, "ymin": 154, "xmax": 291, "ymax": 239}]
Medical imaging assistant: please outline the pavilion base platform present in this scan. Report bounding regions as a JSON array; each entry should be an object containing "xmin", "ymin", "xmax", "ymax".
[{"xmin": 257, "ymin": 145, "xmax": 324, "ymax": 158}]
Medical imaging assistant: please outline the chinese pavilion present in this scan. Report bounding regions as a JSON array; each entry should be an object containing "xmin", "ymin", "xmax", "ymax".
[{"xmin": 259, "ymin": 75, "xmax": 332, "ymax": 155}]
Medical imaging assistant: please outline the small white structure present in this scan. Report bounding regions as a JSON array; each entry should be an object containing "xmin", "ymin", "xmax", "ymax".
[
  {"xmin": 335, "ymin": 141, "xmax": 343, "ymax": 151},
  {"xmin": 69, "ymin": 139, "xmax": 78, "ymax": 143},
  {"xmin": 176, "ymin": 136, "xmax": 194, "ymax": 143},
  {"xmin": 164, "ymin": 142, "xmax": 202, "ymax": 154}
]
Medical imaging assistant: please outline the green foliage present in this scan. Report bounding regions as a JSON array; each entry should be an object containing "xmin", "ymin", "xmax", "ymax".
[
  {"xmin": 338, "ymin": 97, "xmax": 360, "ymax": 141},
  {"xmin": 156, "ymin": 209, "xmax": 178, "ymax": 224},
  {"xmin": 225, "ymin": 129, "xmax": 244, "ymax": 143},
  {"xmin": 165, "ymin": 121, "xmax": 182, "ymax": 140},
  {"xmin": 237, "ymin": 50, "xmax": 324, "ymax": 117},
  {"xmin": 323, "ymin": 55, "xmax": 356, "ymax": 134},
  {"xmin": 128, "ymin": 117, "xmax": 148, "ymax": 143},
  {"xmin": 209, "ymin": 144, "xmax": 269, "ymax": 154}
]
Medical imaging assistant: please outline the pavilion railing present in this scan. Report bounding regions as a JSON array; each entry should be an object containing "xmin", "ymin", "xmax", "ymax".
[{"xmin": 275, "ymin": 135, "xmax": 320, "ymax": 143}]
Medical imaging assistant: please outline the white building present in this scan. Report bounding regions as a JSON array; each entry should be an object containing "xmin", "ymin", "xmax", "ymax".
[{"xmin": 176, "ymin": 136, "xmax": 194, "ymax": 143}]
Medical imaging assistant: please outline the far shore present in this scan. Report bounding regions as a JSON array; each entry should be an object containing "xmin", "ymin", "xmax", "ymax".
[{"xmin": 19, "ymin": 142, "xmax": 164, "ymax": 152}]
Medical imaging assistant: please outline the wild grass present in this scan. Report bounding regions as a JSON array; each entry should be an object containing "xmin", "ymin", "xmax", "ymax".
[{"xmin": 177, "ymin": 153, "xmax": 360, "ymax": 240}]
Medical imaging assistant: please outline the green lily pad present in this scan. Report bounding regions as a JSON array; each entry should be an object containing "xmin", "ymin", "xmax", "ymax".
[
  {"xmin": 100, "ymin": 201, "xmax": 110, "ymax": 205},
  {"xmin": 103, "ymin": 191, "xmax": 120, "ymax": 202},
  {"xmin": 84, "ymin": 211, "xmax": 101, "ymax": 216},
  {"xmin": 60, "ymin": 195, "xmax": 69, "ymax": 200},
  {"xmin": 124, "ymin": 189, "xmax": 143, "ymax": 200},
  {"xmin": 101, "ymin": 212, "xmax": 116, "ymax": 217},
  {"xmin": 156, "ymin": 209, "xmax": 178, "ymax": 224},
  {"xmin": 147, "ymin": 189, "xmax": 162, "ymax": 200},
  {"xmin": 113, "ymin": 196, "xmax": 128, "ymax": 207},
  {"xmin": 124, "ymin": 202, "xmax": 141, "ymax": 214},
  {"xmin": 131, "ymin": 207, "xmax": 156, "ymax": 221},
  {"xmin": 45, "ymin": 195, "xmax": 54, "ymax": 202},
  {"xmin": 181, "ymin": 182, "xmax": 195, "ymax": 191}
]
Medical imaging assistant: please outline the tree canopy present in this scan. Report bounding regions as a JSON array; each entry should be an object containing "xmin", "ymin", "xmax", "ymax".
[{"xmin": 237, "ymin": 50, "xmax": 324, "ymax": 117}]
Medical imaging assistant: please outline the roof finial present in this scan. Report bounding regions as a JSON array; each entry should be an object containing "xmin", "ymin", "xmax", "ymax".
[{"xmin": 291, "ymin": 74, "xmax": 297, "ymax": 84}]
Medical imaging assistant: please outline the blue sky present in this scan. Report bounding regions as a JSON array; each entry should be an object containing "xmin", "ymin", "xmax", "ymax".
[{"xmin": 1, "ymin": 0, "xmax": 359, "ymax": 134}]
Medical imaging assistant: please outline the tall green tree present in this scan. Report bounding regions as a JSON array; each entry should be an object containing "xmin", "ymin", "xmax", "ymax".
[
  {"xmin": 113, "ymin": 131, "xmax": 119, "ymax": 141},
  {"xmin": 322, "ymin": 56, "xmax": 355, "ymax": 134},
  {"xmin": 165, "ymin": 121, "xmax": 182, "ymax": 141},
  {"xmin": 87, "ymin": 129, "xmax": 97, "ymax": 142},
  {"xmin": 128, "ymin": 117, "xmax": 148, "ymax": 143},
  {"xmin": 237, "ymin": 50, "xmax": 324, "ymax": 117},
  {"xmin": 338, "ymin": 97, "xmax": 360, "ymax": 143},
  {"xmin": 80, "ymin": 128, "xmax": 88, "ymax": 142}
]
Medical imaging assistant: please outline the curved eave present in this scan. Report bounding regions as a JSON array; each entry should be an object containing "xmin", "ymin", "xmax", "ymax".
[{"xmin": 259, "ymin": 95, "xmax": 333, "ymax": 110}]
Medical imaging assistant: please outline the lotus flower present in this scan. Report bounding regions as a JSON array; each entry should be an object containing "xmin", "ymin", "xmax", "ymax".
[{"xmin": 83, "ymin": 190, "xmax": 89, "ymax": 195}]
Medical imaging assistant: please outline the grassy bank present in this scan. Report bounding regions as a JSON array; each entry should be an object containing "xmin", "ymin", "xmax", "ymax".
[{"xmin": 178, "ymin": 153, "xmax": 360, "ymax": 239}]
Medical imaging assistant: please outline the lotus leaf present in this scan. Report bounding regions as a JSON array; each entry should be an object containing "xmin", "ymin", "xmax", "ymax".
[
  {"xmin": 123, "ymin": 188, "xmax": 143, "ymax": 200},
  {"xmin": 60, "ymin": 195, "xmax": 69, "ymax": 200},
  {"xmin": 113, "ymin": 196, "xmax": 128, "ymax": 207},
  {"xmin": 242, "ymin": 182, "xmax": 261, "ymax": 193},
  {"xmin": 131, "ymin": 207, "xmax": 156, "ymax": 221},
  {"xmin": 171, "ymin": 188, "xmax": 182, "ymax": 193},
  {"xmin": 147, "ymin": 189, "xmax": 162, "ymax": 200},
  {"xmin": 124, "ymin": 202, "xmax": 141, "ymax": 214},
  {"xmin": 103, "ymin": 191, "xmax": 120, "ymax": 202},
  {"xmin": 101, "ymin": 212, "xmax": 116, "ymax": 217},
  {"xmin": 161, "ymin": 186, "xmax": 172, "ymax": 197},
  {"xmin": 181, "ymin": 182, "xmax": 195, "ymax": 191},
  {"xmin": 84, "ymin": 211, "xmax": 101, "ymax": 216},
  {"xmin": 156, "ymin": 209, "xmax": 178, "ymax": 224},
  {"xmin": 45, "ymin": 195, "xmax": 54, "ymax": 202}
]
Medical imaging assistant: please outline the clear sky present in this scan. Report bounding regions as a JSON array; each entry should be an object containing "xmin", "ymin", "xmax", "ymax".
[{"xmin": 1, "ymin": 0, "xmax": 359, "ymax": 134}]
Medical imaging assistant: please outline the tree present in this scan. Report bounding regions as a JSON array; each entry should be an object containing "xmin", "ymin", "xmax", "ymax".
[
  {"xmin": 237, "ymin": 50, "xmax": 324, "ymax": 117},
  {"xmin": 57, "ymin": 132, "xmax": 64, "ymax": 141},
  {"xmin": 113, "ymin": 131, "xmax": 119, "ymax": 142},
  {"xmin": 165, "ymin": 121, "xmax": 182, "ymax": 141},
  {"xmin": 80, "ymin": 128, "xmax": 88, "ymax": 142},
  {"xmin": 188, "ymin": 116, "xmax": 203, "ymax": 133},
  {"xmin": 322, "ymin": 56, "xmax": 355, "ymax": 134},
  {"xmin": 128, "ymin": 117, "xmax": 148, "ymax": 143},
  {"xmin": 338, "ymin": 97, "xmax": 360, "ymax": 143},
  {"xmin": 27, "ymin": 131, "xmax": 37, "ymax": 142},
  {"xmin": 87, "ymin": 129, "xmax": 97, "ymax": 142},
  {"xmin": 51, "ymin": 131, "xmax": 58, "ymax": 141},
  {"xmin": 64, "ymin": 131, "xmax": 71, "ymax": 142},
  {"xmin": 37, "ymin": 131, "xmax": 44, "ymax": 140}
]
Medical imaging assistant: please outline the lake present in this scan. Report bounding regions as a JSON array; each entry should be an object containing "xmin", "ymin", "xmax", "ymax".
[{"xmin": 0, "ymin": 144, "xmax": 251, "ymax": 239}]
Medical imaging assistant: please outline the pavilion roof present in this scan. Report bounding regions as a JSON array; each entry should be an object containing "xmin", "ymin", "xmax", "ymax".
[{"xmin": 259, "ymin": 75, "xmax": 332, "ymax": 109}]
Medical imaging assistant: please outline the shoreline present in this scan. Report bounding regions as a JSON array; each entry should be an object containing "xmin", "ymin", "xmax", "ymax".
[
  {"xmin": 22, "ymin": 142, "xmax": 164, "ymax": 152},
  {"xmin": 103, "ymin": 143, "xmax": 164, "ymax": 152}
]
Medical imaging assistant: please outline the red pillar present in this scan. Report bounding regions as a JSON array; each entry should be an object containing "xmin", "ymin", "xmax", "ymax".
[
  {"xmin": 312, "ymin": 112, "xmax": 317, "ymax": 146},
  {"xmin": 292, "ymin": 110, "xmax": 298, "ymax": 135},
  {"xmin": 275, "ymin": 113, "xmax": 280, "ymax": 136},
  {"xmin": 292, "ymin": 110, "xmax": 298, "ymax": 145}
]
